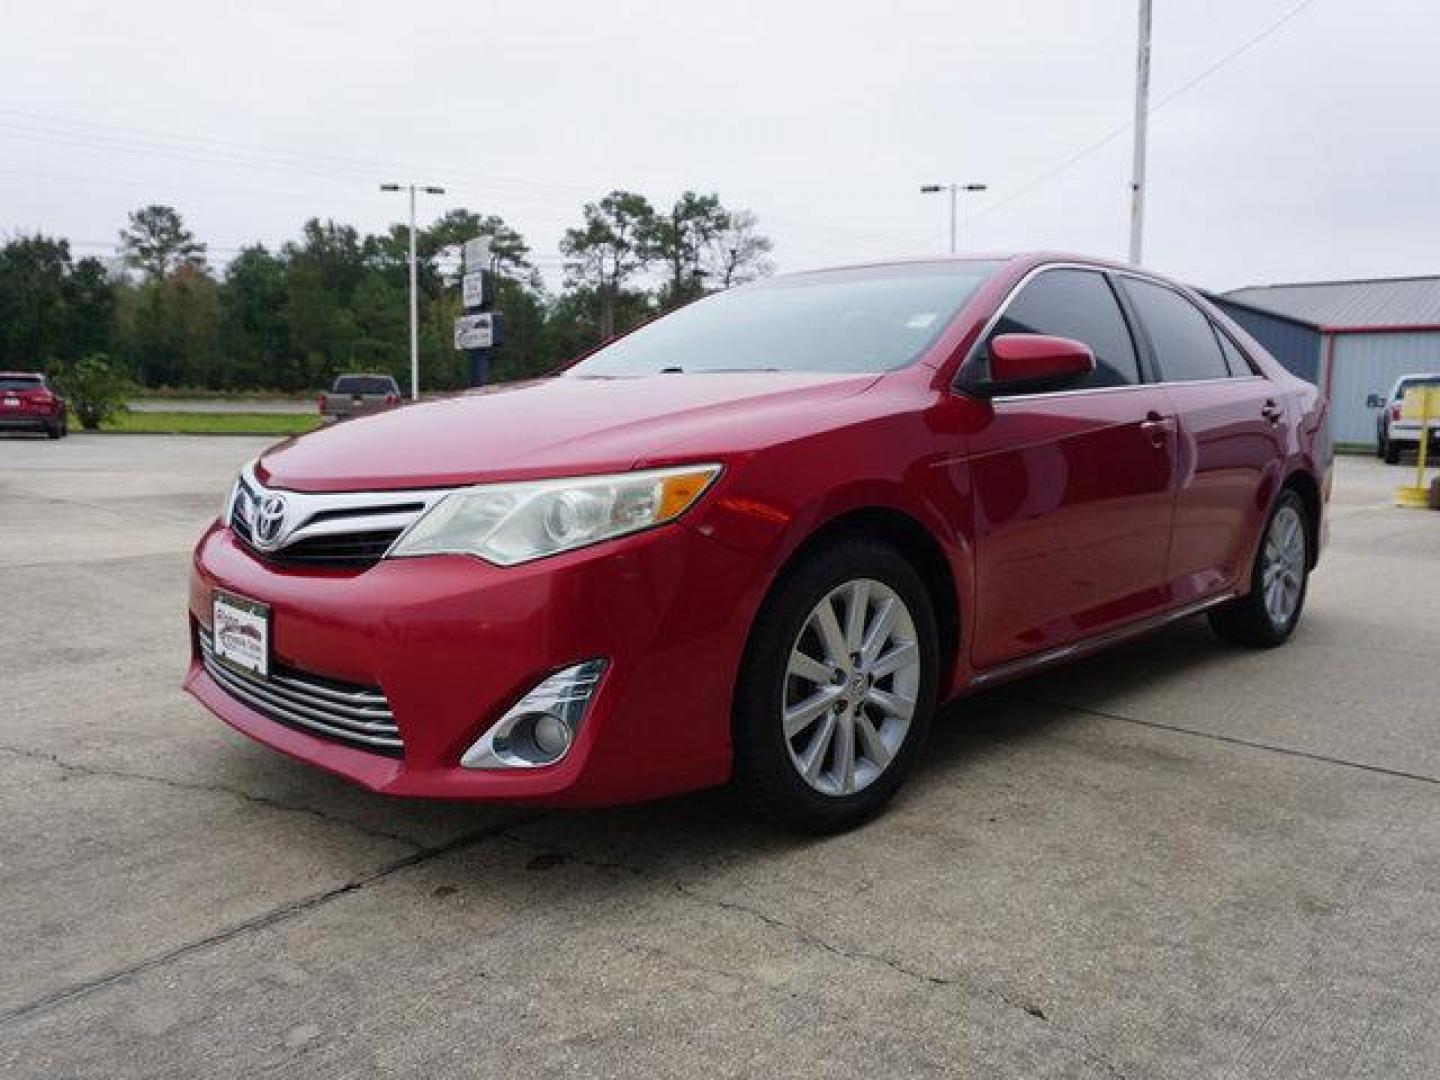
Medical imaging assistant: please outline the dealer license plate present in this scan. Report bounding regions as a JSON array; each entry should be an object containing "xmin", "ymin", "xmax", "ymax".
[{"xmin": 212, "ymin": 591, "xmax": 270, "ymax": 679}]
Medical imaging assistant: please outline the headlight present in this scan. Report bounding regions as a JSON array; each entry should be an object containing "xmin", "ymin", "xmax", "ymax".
[{"xmin": 386, "ymin": 464, "xmax": 722, "ymax": 565}]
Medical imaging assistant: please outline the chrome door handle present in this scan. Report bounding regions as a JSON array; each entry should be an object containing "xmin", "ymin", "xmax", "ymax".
[{"xmin": 1140, "ymin": 411, "xmax": 1175, "ymax": 447}]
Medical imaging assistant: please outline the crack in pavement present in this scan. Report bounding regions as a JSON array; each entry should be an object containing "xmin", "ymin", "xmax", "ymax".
[
  {"xmin": 1030, "ymin": 699, "xmax": 1440, "ymax": 789},
  {"xmin": 500, "ymin": 832, "xmax": 1130, "ymax": 1078},
  {"xmin": 0, "ymin": 811, "xmax": 546, "ymax": 1027},
  {"xmin": 0, "ymin": 743, "xmax": 425, "ymax": 849}
]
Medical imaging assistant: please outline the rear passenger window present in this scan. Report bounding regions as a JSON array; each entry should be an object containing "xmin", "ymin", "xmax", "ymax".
[
  {"xmin": 1121, "ymin": 278, "xmax": 1230, "ymax": 381},
  {"xmin": 1214, "ymin": 330, "xmax": 1255, "ymax": 377},
  {"xmin": 986, "ymin": 269, "xmax": 1140, "ymax": 390}
]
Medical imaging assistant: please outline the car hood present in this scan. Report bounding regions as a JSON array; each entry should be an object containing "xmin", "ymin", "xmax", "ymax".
[{"xmin": 257, "ymin": 371, "xmax": 880, "ymax": 492}]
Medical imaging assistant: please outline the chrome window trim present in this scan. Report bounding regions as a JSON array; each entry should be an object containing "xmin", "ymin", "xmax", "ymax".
[{"xmin": 958, "ymin": 261, "xmax": 1275, "ymax": 400}]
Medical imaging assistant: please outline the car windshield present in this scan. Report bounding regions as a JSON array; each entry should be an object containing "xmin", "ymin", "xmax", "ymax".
[
  {"xmin": 1397, "ymin": 376, "xmax": 1440, "ymax": 397},
  {"xmin": 567, "ymin": 261, "xmax": 1001, "ymax": 377},
  {"xmin": 0, "ymin": 376, "xmax": 42, "ymax": 391}
]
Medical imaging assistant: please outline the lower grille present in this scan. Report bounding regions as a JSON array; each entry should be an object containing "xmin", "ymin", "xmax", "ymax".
[
  {"xmin": 198, "ymin": 630, "xmax": 402, "ymax": 756},
  {"xmin": 265, "ymin": 529, "xmax": 402, "ymax": 566}
]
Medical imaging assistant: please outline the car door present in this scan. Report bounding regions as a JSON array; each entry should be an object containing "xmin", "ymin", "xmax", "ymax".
[
  {"xmin": 964, "ymin": 267, "xmax": 1179, "ymax": 670},
  {"xmin": 1117, "ymin": 276, "xmax": 1282, "ymax": 605}
]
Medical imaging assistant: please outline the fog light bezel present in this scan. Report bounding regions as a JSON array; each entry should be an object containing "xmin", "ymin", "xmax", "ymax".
[{"xmin": 461, "ymin": 659, "xmax": 607, "ymax": 770}]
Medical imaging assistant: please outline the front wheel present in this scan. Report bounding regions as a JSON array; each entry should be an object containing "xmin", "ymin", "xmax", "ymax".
[
  {"xmin": 732, "ymin": 536, "xmax": 939, "ymax": 833},
  {"xmin": 1209, "ymin": 489, "xmax": 1310, "ymax": 648}
]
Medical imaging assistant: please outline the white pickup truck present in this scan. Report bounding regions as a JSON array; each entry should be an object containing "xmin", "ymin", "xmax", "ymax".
[{"xmin": 1374, "ymin": 373, "xmax": 1440, "ymax": 463}]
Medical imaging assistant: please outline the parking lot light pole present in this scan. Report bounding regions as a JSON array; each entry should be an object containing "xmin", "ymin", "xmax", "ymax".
[
  {"xmin": 380, "ymin": 182, "xmax": 446, "ymax": 400},
  {"xmin": 920, "ymin": 182, "xmax": 988, "ymax": 254}
]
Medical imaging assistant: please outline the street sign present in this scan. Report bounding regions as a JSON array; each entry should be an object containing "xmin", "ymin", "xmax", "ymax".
[
  {"xmin": 462, "ymin": 271, "xmax": 486, "ymax": 310},
  {"xmin": 463, "ymin": 238, "xmax": 491, "ymax": 273},
  {"xmin": 454, "ymin": 312, "xmax": 494, "ymax": 350}
]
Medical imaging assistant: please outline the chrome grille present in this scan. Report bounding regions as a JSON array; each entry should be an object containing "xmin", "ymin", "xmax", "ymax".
[
  {"xmin": 228, "ymin": 464, "xmax": 448, "ymax": 570},
  {"xmin": 198, "ymin": 629, "xmax": 402, "ymax": 756}
]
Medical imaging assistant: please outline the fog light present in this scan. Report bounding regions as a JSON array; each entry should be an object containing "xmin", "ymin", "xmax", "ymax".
[
  {"xmin": 531, "ymin": 712, "xmax": 572, "ymax": 757},
  {"xmin": 461, "ymin": 659, "xmax": 606, "ymax": 769}
]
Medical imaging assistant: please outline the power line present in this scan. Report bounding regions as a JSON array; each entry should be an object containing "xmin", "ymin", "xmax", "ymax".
[
  {"xmin": 966, "ymin": 0, "xmax": 1322, "ymax": 227},
  {"xmin": 0, "ymin": 111, "xmax": 925, "ymax": 255}
]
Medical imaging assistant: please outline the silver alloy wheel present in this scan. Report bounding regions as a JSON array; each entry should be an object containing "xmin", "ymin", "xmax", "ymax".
[
  {"xmin": 1261, "ymin": 504, "xmax": 1306, "ymax": 627},
  {"xmin": 783, "ymin": 578, "xmax": 921, "ymax": 797}
]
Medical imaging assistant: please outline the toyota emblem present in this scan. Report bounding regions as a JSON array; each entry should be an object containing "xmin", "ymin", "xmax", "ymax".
[{"xmin": 253, "ymin": 493, "xmax": 288, "ymax": 549}]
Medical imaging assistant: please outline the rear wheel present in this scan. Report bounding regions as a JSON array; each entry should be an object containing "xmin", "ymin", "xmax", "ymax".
[
  {"xmin": 1209, "ymin": 489, "xmax": 1310, "ymax": 648},
  {"xmin": 1384, "ymin": 441, "xmax": 1401, "ymax": 464},
  {"xmin": 732, "ymin": 537, "xmax": 938, "ymax": 833},
  {"xmin": 46, "ymin": 418, "xmax": 63, "ymax": 439}
]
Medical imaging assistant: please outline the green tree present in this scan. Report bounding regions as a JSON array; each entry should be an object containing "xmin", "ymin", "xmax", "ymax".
[
  {"xmin": 54, "ymin": 353, "xmax": 130, "ymax": 429},
  {"xmin": 706, "ymin": 209, "xmax": 775, "ymax": 289},
  {"xmin": 647, "ymin": 191, "xmax": 729, "ymax": 310},
  {"xmin": 561, "ymin": 190, "xmax": 657, "ymax": 338},
  {"xmin": 424, "ymin": 209, "xmax": 536, "ymax": 281},
  {"xmin": 0, "ymin": 236, "xmax": 73, "ymax": 367},
  {"xmin": 220, "ymin": 245, "xmax": 290, "ymax": 388},
  {"xmin": 118, "ymin": 205, "xmax": 207, "ymax": 280},
  {"xmin": 120, "ymin": 265, "xmax": 222, "ymax": 387},
  {"xmin": 284, "ymin": 220, "xmax": 367, "ymax": 388},
  {"xmin": 63, "ymin": 257, "xmax": 118, "ymax": 360}
]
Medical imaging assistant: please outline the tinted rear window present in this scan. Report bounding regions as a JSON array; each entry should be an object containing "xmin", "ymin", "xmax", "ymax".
[
  {"xmin": 1215, "ymin": 331, "xmax": 1255, "ymax": 377},
  {"xmin": 568, "ymin": 261, "xmax": 1001, "ymax": 377},
  {"xmin": 0, "ymin": 376, "xmax": 43, "ymax": 392},
  {"xmin": 333, "ymin": 376, "xmax": 396, "ymax": 395},
  {"xmin": 1121, "ymin": 278, "xmax": 1230, "ymax": 381}
]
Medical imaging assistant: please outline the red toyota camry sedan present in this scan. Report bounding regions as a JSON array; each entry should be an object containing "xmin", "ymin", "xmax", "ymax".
[{"xmin": 185, "ymin": 253, "xmax": 1331, "ymax": 832}]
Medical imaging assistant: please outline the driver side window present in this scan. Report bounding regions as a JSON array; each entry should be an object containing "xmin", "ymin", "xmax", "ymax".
[{"xmin": 986, "ymin": 269, "xmax": 1142, "ymax": 391}]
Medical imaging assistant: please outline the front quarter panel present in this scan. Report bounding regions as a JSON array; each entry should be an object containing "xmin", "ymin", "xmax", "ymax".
[{"xmin": 682, "ymin": 379, "xmax": 980, "ymax": 698}]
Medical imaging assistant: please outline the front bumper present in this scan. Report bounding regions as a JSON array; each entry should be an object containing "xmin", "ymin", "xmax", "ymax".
[
  {"xmin": 1386, "ymin": 422, "xmax": 1440, "ymax": 446},
  {"xmin": 184, "ymin": 520, "xmax": 762, "ymax": 806}
]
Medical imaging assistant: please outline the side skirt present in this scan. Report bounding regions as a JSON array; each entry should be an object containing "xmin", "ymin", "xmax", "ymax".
[{"xmin": 964, "ymin": 591, "xmax": 1236, "ymax": 693}]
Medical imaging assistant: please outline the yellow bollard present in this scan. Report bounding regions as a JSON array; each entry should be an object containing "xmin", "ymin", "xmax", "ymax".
[{"xmin": 1395, "ymin": 386, "xmax": 1439, "ymax": 508}]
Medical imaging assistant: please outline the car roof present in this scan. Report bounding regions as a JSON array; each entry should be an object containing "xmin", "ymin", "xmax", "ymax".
[
  {"xmin": 791, "ymin": 251, "xmax": 1163, "ymax": 281},
  {"xmin": 0, "ymin": 371, "xmax": 44, "ymax": 378}
]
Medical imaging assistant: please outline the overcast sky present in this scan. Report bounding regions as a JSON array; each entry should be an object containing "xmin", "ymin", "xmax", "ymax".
[{"xmin": 2, "ymin": 0, "xmax": 1437, "ymax": 292}]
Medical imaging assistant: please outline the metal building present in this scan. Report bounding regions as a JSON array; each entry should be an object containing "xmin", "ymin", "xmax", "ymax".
[
  {"xmin": 1208, "ymin": 293, "xmax": 1323, "ymax": 385},
  {"xmin": 1218, "ymin": 276, "xmax": 1440, "ymax": 449}
]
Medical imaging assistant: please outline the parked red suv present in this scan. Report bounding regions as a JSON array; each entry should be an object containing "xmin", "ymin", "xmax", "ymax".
[
  {"xmin": 185, "ymin": 254, "xmax": 1331, "ymax": 832},
  {"xmin": 0, "ymin": 372, "xmax": 67, "ymax": 438}
]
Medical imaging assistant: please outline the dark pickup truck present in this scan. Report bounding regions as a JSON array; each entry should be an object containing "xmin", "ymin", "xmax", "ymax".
[{"xmin": 318, "ymin": 374, "xmax": 402, "ymax": 424}]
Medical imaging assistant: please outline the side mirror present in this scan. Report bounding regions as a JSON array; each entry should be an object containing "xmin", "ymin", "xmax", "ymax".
[
  {"xmin": 1365, "ymin": 393, "xmax": 1384, "ymax": 408},
  {"xmin": 966, "ymin": 334, "xmax": 1096, "ymax": 397}
]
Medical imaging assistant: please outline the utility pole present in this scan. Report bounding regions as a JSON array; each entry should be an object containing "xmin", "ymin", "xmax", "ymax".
[
  {"xmin": 1128, "ymin": 0, "xmax": 1153, "ymax": 265},
  {"xmin": 380, "ymin": 182, "xmax": 446, "ymax": 400},
  {"xmin": 920, "ymin": 182, "xmax": 988, "ymax": 254}
]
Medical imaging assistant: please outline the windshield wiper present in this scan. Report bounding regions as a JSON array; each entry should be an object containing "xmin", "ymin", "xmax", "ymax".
[{"xmin": 655, "ymin": 365, "xmax": 779, "ymax": 374}]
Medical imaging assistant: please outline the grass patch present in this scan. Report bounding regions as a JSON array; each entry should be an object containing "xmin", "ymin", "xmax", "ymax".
[{"xmin": 95, "ymin": 410, "xmax": 322, "ymax": 436}]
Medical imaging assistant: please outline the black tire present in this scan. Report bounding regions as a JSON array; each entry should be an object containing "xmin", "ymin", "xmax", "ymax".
[
  {"xmin": 1384, "ymin": 441, "xmax": 1401, "ymax": 464},
  {"xmin": 1209, "ymin": 489, "xmax": 1310, "ymax": 648},
  {"xmin": 46, "ymin": 420, "xmax": 62, "ymax": 439},
  {"xmin": 732, "ymin": 535, "xmax": 939, "ymax": 834},
  {"xmin": 1375, "ymin": 435, "xmax": 1386, "ymax": 460}
]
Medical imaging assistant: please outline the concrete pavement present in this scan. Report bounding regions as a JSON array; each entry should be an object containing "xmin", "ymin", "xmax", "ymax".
[{"xmin": 1, "ymin": 436, "xmax": 1437, "ymax": 1077}]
